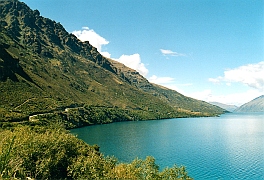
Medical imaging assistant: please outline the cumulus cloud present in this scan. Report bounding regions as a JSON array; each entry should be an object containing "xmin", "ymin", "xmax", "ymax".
[
  {"xmin": 72, "ymin": 27, "xmax": 149, "ymax": 76},
  {"xmin": 114, "ymin": 54, "xmax": 149, "ymax": 77},
  {"xmin": 209, "ymin": 61, "xmax": 264, "ymax": 91},
  {"xmin": 160, "ymin": 49, "xmax": 186, "ymax": 57},
  {"xmin": 72, "ymin": 27, "xmax": 110, "ymax": 57},
  {"xmin": 100, "ymin": 51, "xmax": 111, "ymax": 58},
  {"xmin": 148, "ymin": 75, "xmax": 193, "ymax": 95},
  {"xmin": 148, "ymin": 75, "xmax": 175, "ymax": 84}
]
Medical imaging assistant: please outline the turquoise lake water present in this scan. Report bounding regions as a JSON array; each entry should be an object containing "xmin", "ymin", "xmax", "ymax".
[{"xmin": 71, "ymin": 113, "xmax": 264, "ymax": 179}]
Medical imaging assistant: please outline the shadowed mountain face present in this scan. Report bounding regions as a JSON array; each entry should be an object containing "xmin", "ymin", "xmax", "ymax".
[
  {"xmin": 0, "ymin": 0, "xmax": 225, "ymax": 127},
  {"xmin": 234, "ymin": 95, "xmax": 264, "ymax": 112}
]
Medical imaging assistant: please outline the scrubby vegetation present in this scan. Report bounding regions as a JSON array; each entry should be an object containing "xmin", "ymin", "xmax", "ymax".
[
  {"xmin": 0, "ymin": 125, "xmax": 192, "ymax": 179},
  {"xmin": 0, "ymin": 104, "xmax": 212, "ymax": 130}
]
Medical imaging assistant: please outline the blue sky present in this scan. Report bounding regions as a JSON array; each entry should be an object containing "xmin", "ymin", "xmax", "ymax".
[{"xmin": 22, "ymin": 0, "xmax": 264, "ymax": 106}]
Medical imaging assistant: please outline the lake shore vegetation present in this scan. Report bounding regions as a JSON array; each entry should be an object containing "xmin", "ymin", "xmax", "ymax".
[{"xmin": 0, "ymin": 124, "xmax": 193, "ymax": 180}]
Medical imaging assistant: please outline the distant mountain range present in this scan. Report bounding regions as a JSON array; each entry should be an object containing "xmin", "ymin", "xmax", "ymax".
[
  {"xmin": 234, "ymin": 95, "xmax": 264, "ymax": 113},
  {"xmin": 0, "ymin": 0, "xmax": 225, "ymax": 128},
  {"xmin": 209, "ymin": 102, "xmax": 238, "ymax": 112}
]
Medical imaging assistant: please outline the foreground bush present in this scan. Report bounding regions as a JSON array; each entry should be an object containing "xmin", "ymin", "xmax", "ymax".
[{"xmin": 0, "ymin": 125, "xmax": 192, "ymax": 179}]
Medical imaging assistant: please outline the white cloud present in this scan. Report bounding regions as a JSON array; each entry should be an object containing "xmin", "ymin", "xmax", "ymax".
[
  {"xmin": 72, "ymin": 27, "xmax": 110, "ymax": 57},
  {"xmin": 114, "ymin": 54, "xmax": 149, "ymax": 77},
  {"xmin": 188, "ymin": 89, "xmax": 263, "ymax": 106},
  {"xmin": 208, "ymin": 77, "xmax": 220, "ymax": 83},
  {"xmin": 209, "ymin": 61, "xmax": 264, "ymax": 91},
  {"xmin": 160, "ymin": 49, "xmax": 186, "ymax": 57},
  {"xmin": 188, "ymin": 89, "xmax": 213, "ymax": 101},
  {"xmin": 100, "ymin": 51, "xmax": 111, "ymax": 58},
  {"xmin": 72, "ymin": 27, "xmax": 149, "ymax": 75},
  {"xmin": 148, "ymin": 75, "xmax": 175, "ymax": 84},
  {"xmin": 148, "ymin": 76, "xmax": 192, "ymax": 95},
  {"xmin": 147, "ymin": 76, "xmax": 262, "ymax": 106}
]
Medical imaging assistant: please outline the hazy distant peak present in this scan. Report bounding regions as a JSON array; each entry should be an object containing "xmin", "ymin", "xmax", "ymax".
[
  {"xmin": 234, "ymin": 95, "xmax": 264, "ymax": 112},
  {"xmin": 209, "ymin": 102, "xmax": 238, "ymax": 112}
]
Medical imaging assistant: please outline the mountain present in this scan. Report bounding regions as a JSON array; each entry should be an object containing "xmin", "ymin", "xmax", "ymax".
[
  {"xmin": 209, "ymin": 102, "xmax": 238, "ymax": 112},
  {"xmin": 234, "ymin": 95, "xmax": 264, "ymax": 112},
  {"xmin": 0, "ymin": 0, "xmax": 225, "ymax": 128}
]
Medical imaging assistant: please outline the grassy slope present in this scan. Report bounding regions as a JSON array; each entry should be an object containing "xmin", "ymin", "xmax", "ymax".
[{"xmin": 0, "ymin": 0, "xmax": 225, "ymax": 127}]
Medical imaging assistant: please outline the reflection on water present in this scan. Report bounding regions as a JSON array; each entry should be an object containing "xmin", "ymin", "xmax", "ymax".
[{"xmin": 71, "ymin": 113, "xmax": 264, "ymax": 180}]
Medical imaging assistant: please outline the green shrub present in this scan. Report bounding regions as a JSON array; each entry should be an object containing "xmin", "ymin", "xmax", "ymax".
[
  {"xmin": 0, "ymin": 135, "xmax": 19, "ymax": 178},
  {"xmin": 0, "ymin": 125, "xmax": 192, "ymax": 179}
]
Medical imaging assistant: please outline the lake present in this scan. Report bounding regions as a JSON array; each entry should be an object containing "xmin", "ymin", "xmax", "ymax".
[{"xmin": 71, "ymin": 113, "xmax": 264, "ymax": 179}]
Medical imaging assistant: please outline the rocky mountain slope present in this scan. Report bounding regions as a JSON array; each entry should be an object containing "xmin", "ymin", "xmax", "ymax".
[
  {"xmin": 0, "ymin": 0, "xmax": 225, "ymax": 128},
  {"xmin": 234, "ymin": 95, "xmax": 264, "ymax": 112}
]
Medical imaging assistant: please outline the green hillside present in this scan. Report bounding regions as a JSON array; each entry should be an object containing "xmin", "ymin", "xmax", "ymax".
[{"xmin": 0, "ymin": 0, "xmax": 225, "ymax": 128}]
